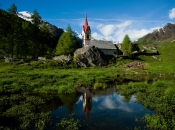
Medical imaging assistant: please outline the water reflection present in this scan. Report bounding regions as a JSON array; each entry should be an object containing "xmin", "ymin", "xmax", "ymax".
[
  {"xmin": 82, "ymin": 89, "xmax": 92, "ymax": 121},
  {"xmin": 51, "ymin": 88, "xmax": 153, "ymax": 130}
]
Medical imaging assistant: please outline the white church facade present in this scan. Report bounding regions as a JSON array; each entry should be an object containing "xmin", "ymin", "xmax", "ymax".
[{"xmin": 81, "ymin": 15, "xmax": 118, "ymax": 55}]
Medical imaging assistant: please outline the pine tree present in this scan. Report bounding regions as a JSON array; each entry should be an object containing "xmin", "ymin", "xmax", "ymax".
[
  {"xmin": 30, "ymin": 9, "xmax": 42, "ymax": 58},
  {"xmin": 31, "ymin": 9, "xmax": 41, "ymax": 26},
  {"xmin": 121, "ymin": 35, "xmax": 132, "ymax": 56},
  {"xmin": 55, "ymin": 25, "xmax": 79, "ymax": 56},
  {"xmin": 8, "ymin": 3, "xmax": 17, "ymax": 14},
  {"xmin": 39, "ymin": 21, "xmax": 52, "ymax": 56}
]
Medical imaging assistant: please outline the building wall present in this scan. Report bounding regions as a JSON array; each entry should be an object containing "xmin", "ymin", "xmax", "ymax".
[{"xmin": 100, "ymin": 49, "xmax": 117, "ymax": 55}]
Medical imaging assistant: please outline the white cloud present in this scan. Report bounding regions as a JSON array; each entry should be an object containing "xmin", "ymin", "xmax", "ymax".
[
  {"xmin": 91, "ymin": 20, "xmax": 160, "ymax": 42},
  {"xmin": 116, "ymin": 95, "xmax": 133, "ymax": 112},
  {"xmin": 99, "ymin": 95, "xmax": 133, "ymax": 112},
  {"xmin": 116, "ymin": 21, "xmax": 132, "ymax": 29},
  {"xmin": 169, "ymin": 8, "xmax": 175, "ymax": 19},
  {"xmin": 46, "ymin": 17, "xmax": 162, "ymax": 42},
  {"xmin": 99, "ymin": 97, "xmax": 117, "ymax": 109},
  {"xmin": 91, "ymin": 32, "xmax": 103, "ymax": 40},
  {"xmin": 97, "ymin": 24, "xmax": 117, "ymax": 36}
]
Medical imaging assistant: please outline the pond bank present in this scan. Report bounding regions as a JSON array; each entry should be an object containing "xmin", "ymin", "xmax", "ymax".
[{"xmin": 1, "ymin": 60, "xmax": 174, "ymax": 94}]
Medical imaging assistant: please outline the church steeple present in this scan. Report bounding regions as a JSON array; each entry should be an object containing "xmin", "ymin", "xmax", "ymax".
[
  {"xmin": 83, "ymin": 14, "xmax": 89, "ymax": 32},
  {"xmin": 82, "ymin": 13, "xmax": 91, "ymax": 47}
]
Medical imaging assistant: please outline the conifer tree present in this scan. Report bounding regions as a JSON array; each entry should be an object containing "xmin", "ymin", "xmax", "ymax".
[
  {"xmin": 55, "ymin": 25, "xmax": 79, "ymax": 55},
  {"xmin": 121, "ymin": 34, "xmax": 132, "ymax": 56},
  {"xmin": 31, "ymin": 9, "xmax": 41, "ymax": 26},
  {"xmin": 8, "ymin": 3, "xmax": 17, "ymax": 14},
  {"xmin": 30, "ymin": 9, "xmax": 41, "ymax": 58},
  {"xmin": 39, "ymin": 21, "xmax": 52, "ymax": 56}
]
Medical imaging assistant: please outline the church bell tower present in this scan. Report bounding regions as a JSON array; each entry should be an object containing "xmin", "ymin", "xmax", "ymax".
[{"xmin": 82, "ymin": 14, "xmax": 91, "ymax": 47}]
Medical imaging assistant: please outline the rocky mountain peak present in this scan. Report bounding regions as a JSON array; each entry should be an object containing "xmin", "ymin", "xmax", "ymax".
[{"xmin": 137, "ymin": 23, "xmax": 175, "ymax": 43}]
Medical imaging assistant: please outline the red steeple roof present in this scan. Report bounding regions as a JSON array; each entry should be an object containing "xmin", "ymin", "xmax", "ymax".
[{"xmin": 83, "ymin": 14, "xmax": 89, "ymax": 32}]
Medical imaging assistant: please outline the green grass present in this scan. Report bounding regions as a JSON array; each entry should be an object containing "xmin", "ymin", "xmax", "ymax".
[
  {"xmin": 0, "ymin": 37, "xmax": 175, "ymax": 94},
  {"xmin": 136, "ymin": 37, "xmax": 175, "ymax": 74},
  {"xmin": 0, "ymin": 60, "xmax": 126, "ymax": 93},
  {"xmin": 1, "ymin": 38, "xmax": 175, "ymax": 129},
  {"xmin": 1, "ymin": 39, "xmax": 175, "ymax": 93},
  {"xmin": 116, "ymin": 80, "xmax": 175, "ymax": 129}
]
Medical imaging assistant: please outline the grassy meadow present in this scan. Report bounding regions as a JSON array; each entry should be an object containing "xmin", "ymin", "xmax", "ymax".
[
  {"xmin": 1, "ymin": 39, "xmax": 175, "ymax": 94},
  {"xmin": 1, "ymin": 40, "xmax": 175, "ymax": 129}
]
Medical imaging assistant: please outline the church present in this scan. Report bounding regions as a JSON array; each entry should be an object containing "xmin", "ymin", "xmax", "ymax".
[{"xmin": 81, "ymin": 15, "xmax": 118, "ymax": 55}]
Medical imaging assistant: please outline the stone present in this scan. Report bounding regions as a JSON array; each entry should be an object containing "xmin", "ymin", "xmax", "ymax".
[
  {"xmin": 53, "ymin": 55, "xmax": 72, "ymax": 63},
  {"xmin": 74, "ymin": 46, "xmax": 108, "ymax": 67},
  {"xmin": 125, "ymin": 61, "xmax": 144, "ymax": 70},
  {"xmin": 38, "ymin": 57, "xmax": 46, "ymax": 61},
  {"xmin": 5, "ymin": 57, "xmax": 14, "ymax": 63}
]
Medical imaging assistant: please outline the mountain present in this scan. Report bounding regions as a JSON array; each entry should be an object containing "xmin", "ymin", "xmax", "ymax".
[
  {"xmin": 18, "ymin": 11, "xmax": 33, "ymax": 22},
  {"xmin": 137, "ymin": 23, "xmax": 175, "ymax": 44},
  {"xmin": 18, "ymin": 11, "xmax": 64, "ymax": 45}
]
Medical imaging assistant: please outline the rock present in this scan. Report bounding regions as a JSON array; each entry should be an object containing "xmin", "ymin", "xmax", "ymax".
[
  {"xmin": 38, "ymin": 57, "xmax": 46, "ymax": 61},
  {"xmin": 74, "ymin": 46, "xmax": 108, "ymax": 67},
  {"xmin": 53, "ymin": 55, "xmax": 72, "ymax": 63},
  {"xmin": 152, "ymin": 56, "xmax": 158, "ymax": 60},
  {"xmin": 5, "ymin": 57, "xmax": 14, "ymax": 63},
  {"xmin": 125, "ymin": 61, "xmax": 144, "ymax": 70}
]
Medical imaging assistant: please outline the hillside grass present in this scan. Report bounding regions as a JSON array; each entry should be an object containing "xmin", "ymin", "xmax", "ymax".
[{"xmin": 137, "ymin": 37, "xmax": 175, "ymax": 74}]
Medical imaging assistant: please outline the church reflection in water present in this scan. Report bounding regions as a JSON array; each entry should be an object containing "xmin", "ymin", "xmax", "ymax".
[{"xmin": 82, "ymin": 89, "xmax": 92, "ymax": 121}]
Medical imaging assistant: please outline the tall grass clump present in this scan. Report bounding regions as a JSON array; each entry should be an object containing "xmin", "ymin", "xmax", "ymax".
[
  {"xmin": 115, "ymin": 80, "xmax": 175, "ymax": 129},
  {"xmin": 93, "ymin": 82, "xmax": 107, "ymax": 89},
  {"xmin": 57, "ymin": 84, "xmax": 76, "ymax": 94}
]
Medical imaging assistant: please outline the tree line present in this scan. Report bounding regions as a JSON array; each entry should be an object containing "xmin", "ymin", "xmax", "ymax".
[{"xmin": 0, "ymin": 3, "xmax": 80, "ymax": 59}]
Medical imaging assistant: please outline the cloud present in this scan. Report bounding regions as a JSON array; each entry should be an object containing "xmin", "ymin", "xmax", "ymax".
[
  {"xmin": 98, "ymin": 95, "xmax": 133, "ymax": 112},
  {"xmin": 169, "ymin": 8, "xmax": 175, "ymax": 19},
  {"xmin": 99, "ymin": 97, "xmax": 117, "ymax": 109},
  {"xmin": 91, "ymin": 32, "xmax": 103, "ymax": 39},
  {"xmin": 46, "ymin": 17, "xmax": 162, "ymax": 42},
  {"xmin": 91, "ymin": 20, "xmax": 160, "ymax": 42},
  {"xmin": 95, "ymin": 21, "xmax": 132, "ymax": 37},
  {"xmin": 97, "ymin": 24, "xmax": 117, "ymax": 36}
]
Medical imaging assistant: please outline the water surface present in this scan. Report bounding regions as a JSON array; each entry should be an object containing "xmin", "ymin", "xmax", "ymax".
[{"xmin": 51, "ymin": 88, "xmax": 153, "ymax": 130}]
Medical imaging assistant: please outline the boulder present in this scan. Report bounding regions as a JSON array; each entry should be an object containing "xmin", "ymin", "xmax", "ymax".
[
  {"xmin": 125, "ymin": 61, "xmax": 144, "ymax": 70},
  {"xmin": 74, "ymin": 46, "xmax": 108, "ymax": 67}
]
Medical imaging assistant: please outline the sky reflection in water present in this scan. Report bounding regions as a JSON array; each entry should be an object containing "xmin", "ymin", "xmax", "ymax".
[{"xmin": 51, "ymin": 88, "xmax": 153, "ymax": 130}]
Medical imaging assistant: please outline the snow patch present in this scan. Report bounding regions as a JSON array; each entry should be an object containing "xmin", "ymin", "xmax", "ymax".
[{"xmin": 17, "ymin": 11, "xmax": 33, "ymax": 22}]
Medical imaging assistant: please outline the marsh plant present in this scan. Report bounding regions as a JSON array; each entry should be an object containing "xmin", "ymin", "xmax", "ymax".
[
  {"xmin": 57, "ymin": 117, "xmax": 81, "ymax": 130},
  {"xmin": 116, "ymin": 81, "xmax": 175, "ymax": 130}
]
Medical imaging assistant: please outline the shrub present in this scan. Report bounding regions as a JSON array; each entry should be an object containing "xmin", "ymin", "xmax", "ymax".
[{"xmin": 93, "ymin": 82, "xmax": 107, "ymax": 89}]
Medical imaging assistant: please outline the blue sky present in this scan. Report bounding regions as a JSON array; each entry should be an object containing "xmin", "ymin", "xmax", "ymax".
[{"xmin": 1, "ymin": 0, "xmax": 175, "ymax": 42}]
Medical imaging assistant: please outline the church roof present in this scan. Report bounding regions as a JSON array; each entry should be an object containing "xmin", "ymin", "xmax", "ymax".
[
  {"xmin": 83, "ymin": 14, "xmax": 90, "ymax": 32},
  {"xmin": 88, "ymin": 40, "xmax": 116, "ymax": 50}
]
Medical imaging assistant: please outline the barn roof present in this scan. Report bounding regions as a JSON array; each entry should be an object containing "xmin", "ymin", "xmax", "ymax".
[{"xmin": 88, "ymin": 40, "xmax": 116, "ymax": 50}]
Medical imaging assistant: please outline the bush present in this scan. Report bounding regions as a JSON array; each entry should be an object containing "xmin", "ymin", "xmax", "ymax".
[{"xmin": 93, "ymin": 82, "xmax": 107, "ymax": 89}]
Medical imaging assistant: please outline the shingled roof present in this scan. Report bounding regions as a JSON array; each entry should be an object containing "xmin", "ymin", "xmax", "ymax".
[{"xmin": 88, "ymin": 40, "xmax": 116, "ymax": 49}]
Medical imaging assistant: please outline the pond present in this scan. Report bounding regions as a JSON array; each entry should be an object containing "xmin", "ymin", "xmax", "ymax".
[
  {"xmin": 49, "ymin": 88, "xmax": 153, "ymax": 130},
  {"xmin": 0, "ymin": 88, "xmax": 153, "ymax": 130}
]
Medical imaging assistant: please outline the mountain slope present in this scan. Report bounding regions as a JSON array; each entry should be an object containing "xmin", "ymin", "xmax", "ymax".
[
  {"xmin": 137, "ymin": 23, "xmax": 175, "ymax": 44},
  {"xmin": 17, "ymin": 11, "xmax": 64, "ymax": 46}
]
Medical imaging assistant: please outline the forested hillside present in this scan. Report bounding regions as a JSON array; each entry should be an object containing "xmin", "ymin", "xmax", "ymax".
[{"xmin": 0, "ymin": 9, "xmax": 64, "ymax": 58}]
